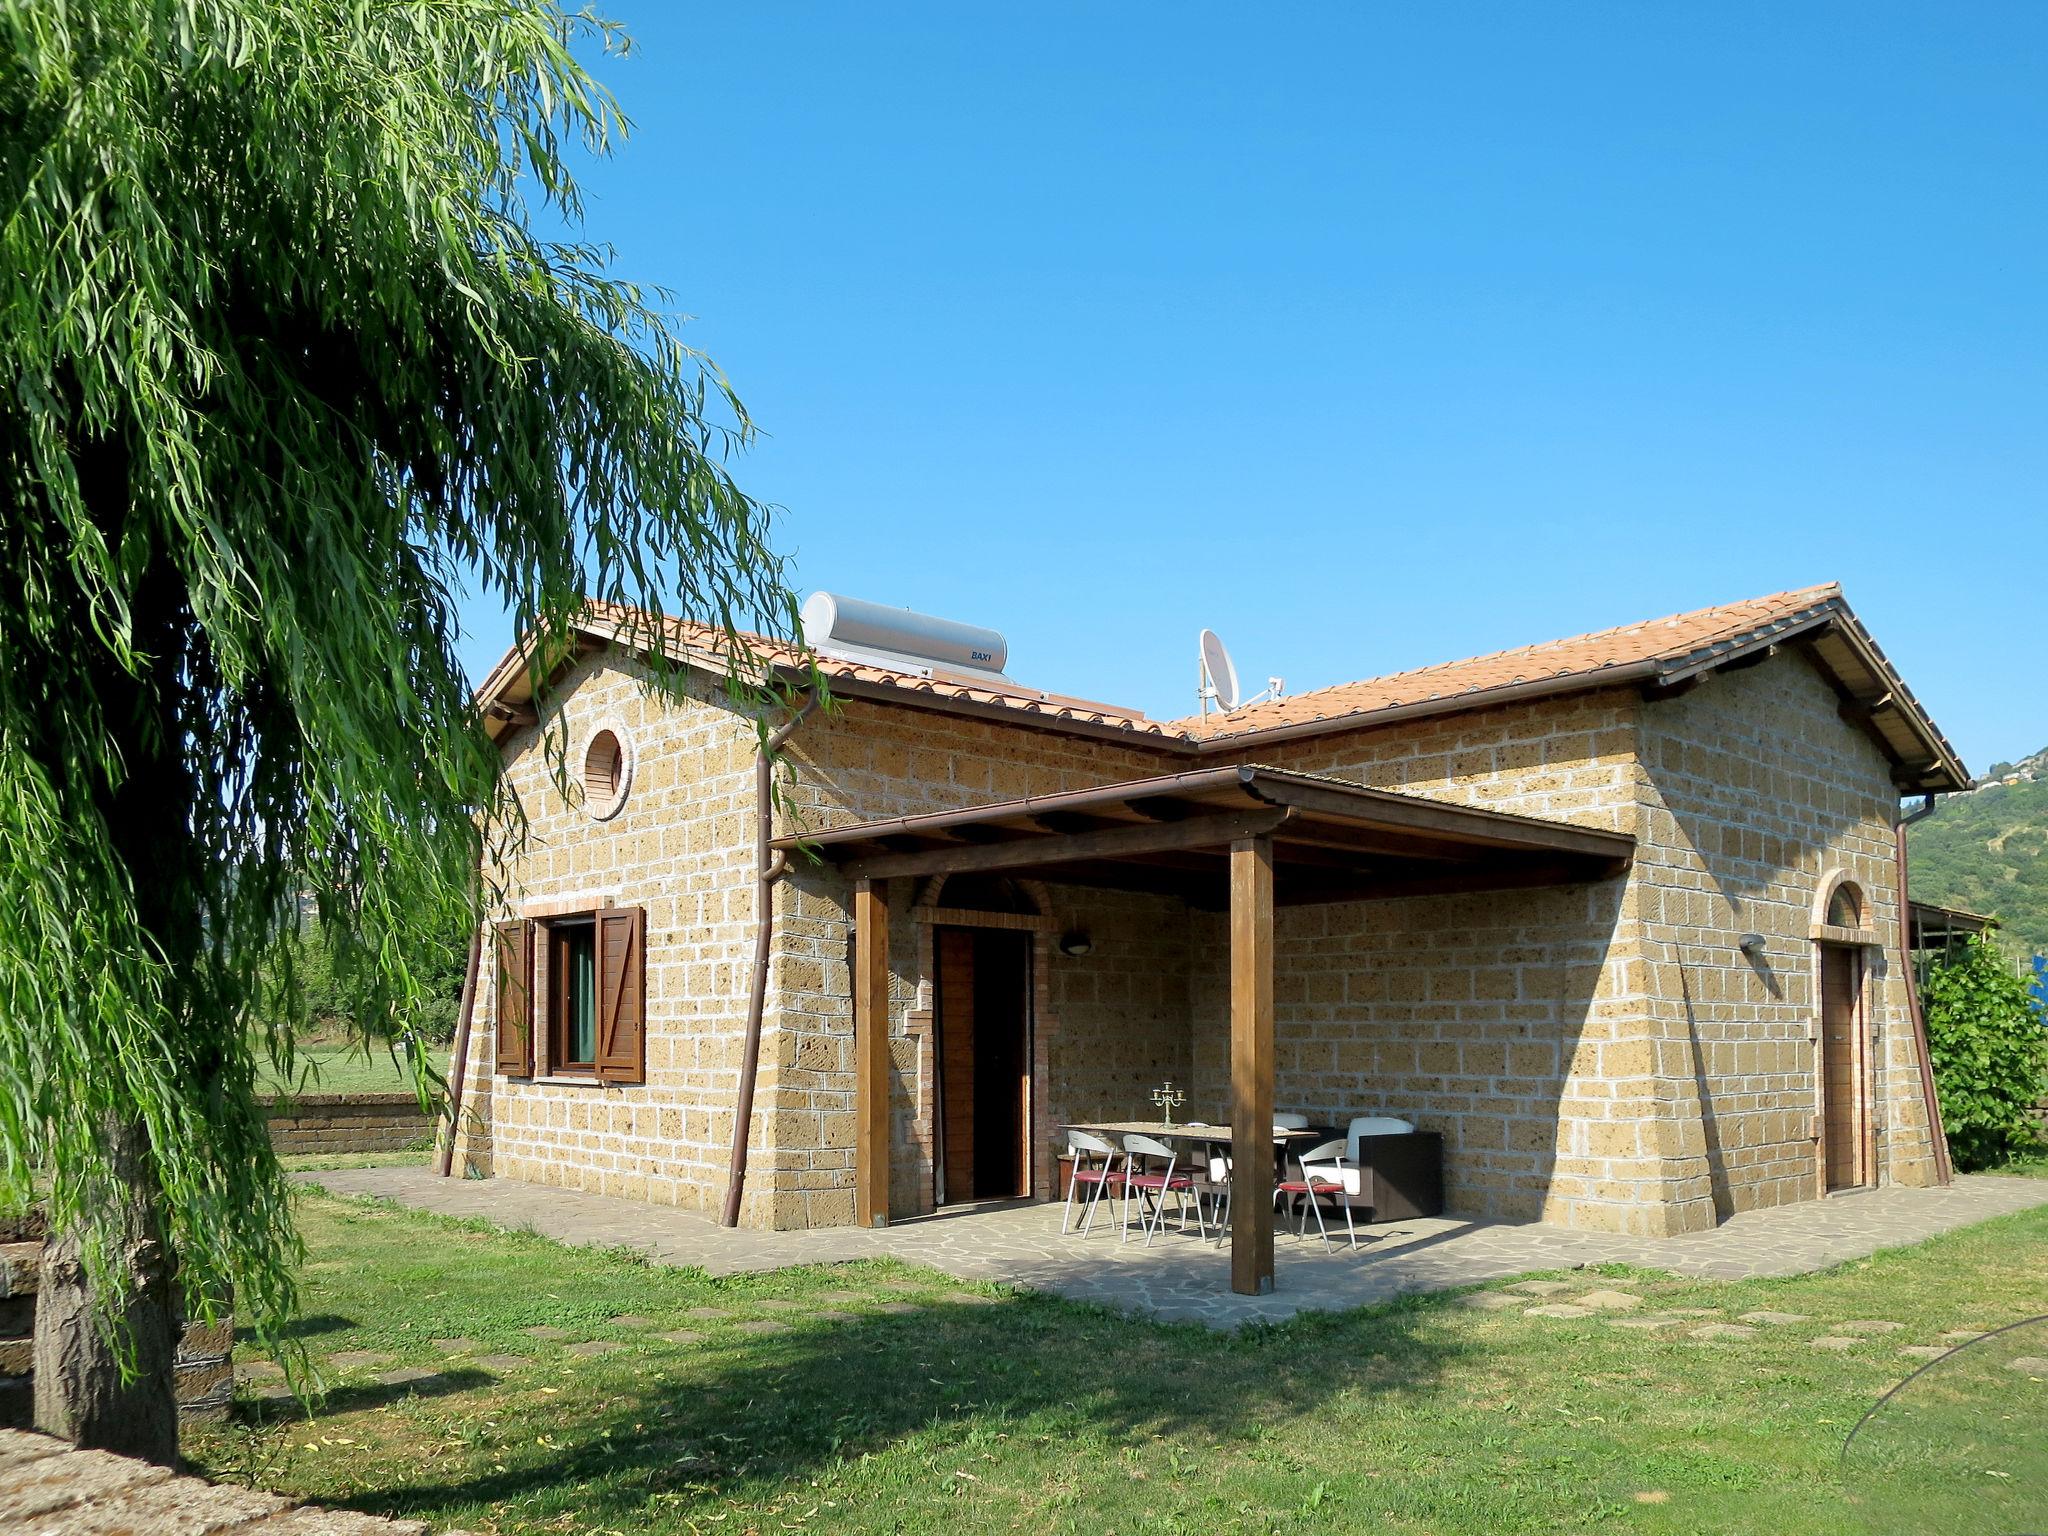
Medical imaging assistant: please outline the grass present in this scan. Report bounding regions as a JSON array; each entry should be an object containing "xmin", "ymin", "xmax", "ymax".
[
  {"xmin": 1980, "ymin": 1141, "xmax": 2048, "ymax": 1179},
  {"xmin": 184, "ymin": 1187, "xmax": 2048, "ymax": 1536},
  {"xmin": 276, "ymin": 1150, "xmax": 436, "ymax": 1173},
  {"xmin": 259, "ymin": 1044, "xmax": 428, "ymax": 1098}
]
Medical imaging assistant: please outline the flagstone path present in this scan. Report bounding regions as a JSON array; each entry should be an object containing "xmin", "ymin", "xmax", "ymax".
[{"xmin": 306, "ymin": 1165, "xmax": 2048, "ymax": 1330}]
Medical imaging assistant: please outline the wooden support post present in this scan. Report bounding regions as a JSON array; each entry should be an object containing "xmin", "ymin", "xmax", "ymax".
[
  {"xmin": 1229, "ymin": 836, "xmax": 1275, "ymax": 1295},
  {"xmin": 854, "ymin": 878, "xmax": 892, "ymax": 1227}
]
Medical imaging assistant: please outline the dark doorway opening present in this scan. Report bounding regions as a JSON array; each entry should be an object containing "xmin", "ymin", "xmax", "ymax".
[
  {"xmin": 1820, "ymin": 942, "xmax": 1869, "ymax": 1191},
  {"xmin": 935, "ymin": 926, "xmax": 1032, "ymax": 1203}
]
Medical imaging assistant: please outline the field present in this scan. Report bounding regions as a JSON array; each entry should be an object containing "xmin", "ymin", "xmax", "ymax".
[
  {"xmin": 258, "ymin": 1044, "xmax": 426, "ymax": 1098},
  {"xmin": 187, "ymin": 1180, "xmax": 2048, "ymax": 1536}
]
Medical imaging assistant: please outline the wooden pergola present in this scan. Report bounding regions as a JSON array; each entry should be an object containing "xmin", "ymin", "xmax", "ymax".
[{"xmin": 777, "ymin": 765, "xmax": 1635, "ymax": 1295}]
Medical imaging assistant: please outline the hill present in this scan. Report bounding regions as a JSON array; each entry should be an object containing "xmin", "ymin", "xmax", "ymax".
[{"xmin": 1910, "ymin": 746, "xmax": 2048, "ymax": 959}]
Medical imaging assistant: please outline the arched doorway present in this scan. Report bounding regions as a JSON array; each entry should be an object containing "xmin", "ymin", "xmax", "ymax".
[{"xmin": 1815, "ymin": 875, "xmax": 1873, "ymax": 1191}]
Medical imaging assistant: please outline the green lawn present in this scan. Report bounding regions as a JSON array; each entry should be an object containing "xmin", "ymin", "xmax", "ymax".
[
  {"xmin": 185, "ymin": 1187, "xmax": 2048, "ymax": 1535},
  {"xmin": 259, "ymin": 1044, "xmax": 428, "ymax": 1098},
  {"xmin": 1983, "ymin": 1142, "xmax": 2048, "ymax": 1179}
]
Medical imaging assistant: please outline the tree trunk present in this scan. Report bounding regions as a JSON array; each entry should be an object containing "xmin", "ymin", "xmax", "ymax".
[
  {"xmin": 32, "ymin": 1117, "xmax": 180, "ymax": 1461},
  {"xmin": 24, "ymin": 442, "xmax": 194, "ymax": 1461}
]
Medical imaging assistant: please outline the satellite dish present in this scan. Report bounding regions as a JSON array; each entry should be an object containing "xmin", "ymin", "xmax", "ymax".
[{"xmin": 1199, "ymin": 629, "xmax": 1240, "ymax": 714}]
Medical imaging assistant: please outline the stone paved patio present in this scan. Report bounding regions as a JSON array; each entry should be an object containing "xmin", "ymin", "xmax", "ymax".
[{"xmin": 306, "ymin": 1167, "xmax": 2048, "ymax": 1329}]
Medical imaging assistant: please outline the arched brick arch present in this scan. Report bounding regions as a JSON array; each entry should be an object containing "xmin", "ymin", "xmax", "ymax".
[{"xmin": 1812, "ymin": 867, "xmax": 1868, "ymax": 932}]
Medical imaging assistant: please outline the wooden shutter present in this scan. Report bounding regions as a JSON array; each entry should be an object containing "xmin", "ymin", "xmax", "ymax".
[
  {"xmin": 494, "ymin": 920, "xmax": 533, "ymax": 1076},
  {"xmin": 595, "ymin": 907, "xmax": 646, "ymax": 1084}
]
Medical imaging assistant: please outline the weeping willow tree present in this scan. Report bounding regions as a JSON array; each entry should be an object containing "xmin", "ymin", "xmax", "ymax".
[{"xmin": 0, "ymin": 1, "xmax": 796, "ymax": 1458}]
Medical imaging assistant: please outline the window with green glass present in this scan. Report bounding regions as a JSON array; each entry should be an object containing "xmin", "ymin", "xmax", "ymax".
[{"xmin": 550, "ymin": 920, "xmax": 597, "ymax": 1070}]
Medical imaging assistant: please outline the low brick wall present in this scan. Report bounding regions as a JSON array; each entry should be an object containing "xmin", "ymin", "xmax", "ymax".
[{"xmin": 262, "ymin": 1092, "xmax": 434, "ymax": 1156}]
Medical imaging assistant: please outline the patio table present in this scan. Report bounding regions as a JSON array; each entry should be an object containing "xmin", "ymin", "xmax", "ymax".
[
  {"xmin": 1062, "ymin": 1121, "xmax": 1331, "ymax": 1146},
  {"xmin": 1061, "ymin": 1121, "xmax": 1341, "ymax": 1189}
]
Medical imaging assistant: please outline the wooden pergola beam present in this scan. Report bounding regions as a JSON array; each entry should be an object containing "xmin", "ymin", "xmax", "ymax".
[
  {"xmin": 1274, "ymin": 855, "xmax": 1629, "ymax": 905},
  {"xmin": 1250, "ymin": 778, "xmax": 1632, "ymax": 861},
  {"xmin": 839, "ymin": 809, "xmax": 1292, "ymax": 882},
  {"xmin": 853, "ymin": 878, "xmax": 890, "ymax": 1228},
  {"xmin": 1229, "ymin": 836, "xmax": 1275, "ymax": 1295},
  {"xmin": 1274, "ymin": 819, "xmax": 1508, "ymax": 865}
]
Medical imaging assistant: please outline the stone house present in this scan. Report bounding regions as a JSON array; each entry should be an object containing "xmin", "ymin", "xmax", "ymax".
[{"xmin": 445, "ymin": 582, "xmax": 1967, "ymax": 1279}]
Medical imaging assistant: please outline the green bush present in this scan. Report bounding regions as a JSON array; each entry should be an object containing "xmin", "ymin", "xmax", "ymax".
[
  {"xmin": 1921, "ymin": 934, "xmax": 2048, "ymax": 1170},
  {"xmin": 262, "ymin": 914, "xmax": 468, "ymax": 1046}
]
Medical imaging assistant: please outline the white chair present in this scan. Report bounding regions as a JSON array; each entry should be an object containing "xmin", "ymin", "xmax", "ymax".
[
  {"xmin": 1273, "ymin": 1112, "xmax": 1311, "ymax": 1130},
  {"xmin": 1061, "ymin": 1129, "xmax": 1124, "ymax": 1237},
  {"xmin": 1345, "ymin": 1115, "xmax": 1416, "ymax": 1165},
  {"xmin": 1121, "ymin": 1134, "xmax": 1204, "ymax": 1246},
  {"xmin": 1274, "ymin": 1137, "xmax": 1357, "ymax": 1251},
  {"xmin": 1183, "ymin": 1123, "xmax": 1231, "ymax": 1238}
]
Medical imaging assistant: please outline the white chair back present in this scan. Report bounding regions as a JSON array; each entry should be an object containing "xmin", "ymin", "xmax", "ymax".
[
  {"xmin": 1346, "ymin": 1115, "xmax": 1415, "ymax": 1163},
  {"xmin": 1272, "ymin": 1112, "xmax": 1311, "ymax": 1130},
  {"xmin": 1123, "ymin": 1133, "xmax": 1176, "ymax": 1163},
  {"xmin": 1298, "ymin": 1138, "xmax": 1347, "ymax": 1169},
  {"xmin": 1297, "ymin": 1138, "xmax": 1354, "ymax": 1197},
  {"xmin": 1068, "ymin": 1129, "xmax": 1116, "ymax": 1157}
]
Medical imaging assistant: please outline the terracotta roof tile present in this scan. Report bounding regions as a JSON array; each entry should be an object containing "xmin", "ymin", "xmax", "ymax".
[
  {"xmin": 527, "ymin": 582, "xmax": 1958, "ymax": 789},
  {"xmin": 1167, "ymin": 583, "xmax": 1846, "ymax": 740},
  {"xmin": 577, "ymin": 603, "xmax": 1175, "ymax": 737}
]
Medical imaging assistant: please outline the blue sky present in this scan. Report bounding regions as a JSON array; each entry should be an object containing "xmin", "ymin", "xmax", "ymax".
[{"xmin": 462, "ymin": 4, "xmax": 2047, "ymax": 771}]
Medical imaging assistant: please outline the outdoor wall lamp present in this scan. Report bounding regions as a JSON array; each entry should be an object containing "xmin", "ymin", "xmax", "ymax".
[
  {"xmin": 1738, "ymin": 933, "xmax": 1768, "ymax": 956},
  {"xmin": 1058, "ymin": 929, "xmax": 1094, "ymax": 957}
]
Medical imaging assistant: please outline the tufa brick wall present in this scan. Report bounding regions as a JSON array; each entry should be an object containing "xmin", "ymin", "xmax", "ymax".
[
  {"xmin": 1629, "ymin": 649, "xmax": 1937, "ymax": 1210},
  {"xmin": 456, "ymin": 642, "xmax": 1939, "ymax": 1238},
  {"xmin": 263, "ymin": 1093, "xmax": 433, "ymax": 1156},
  {"xmin": 766, "ymin": 699, "xmax": 1187, "ymax": 1225},
  {"xmin": 1187, "ymin": 686, "xmax": 1657, "ymax": 1229},
  {"xmin": 449, "ymin": 653, "xmax": 766, "ymax": 1218}
]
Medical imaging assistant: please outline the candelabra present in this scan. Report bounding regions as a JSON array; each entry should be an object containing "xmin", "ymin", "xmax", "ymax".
[{"xmin": 1151, "ymin": 1080, "xmax": 1186, "ymax": 1126}]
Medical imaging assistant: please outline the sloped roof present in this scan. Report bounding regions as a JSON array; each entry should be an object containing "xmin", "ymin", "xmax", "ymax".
[
  {"xmin": 1171, "ymin": 582, "xmax": 1967, "ymax": 792},
  {"xmin": 1172, "ymin": 583, "xmax": 1844, "ymax": 738},
  {"xmin": 476, "ymin": 601, "xmax": 1174, "ymax": 743},
  {"xmin": 475, "ymin": 583, "xmax": 1969, "ymax": 792}
]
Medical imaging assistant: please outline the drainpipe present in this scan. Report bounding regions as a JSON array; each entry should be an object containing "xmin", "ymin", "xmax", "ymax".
[
  {"xmin": 720, "ymin": 693, "xmax": 818, "ymax": 1227},
  {"xmin": 436, "ymin": 919, "xmax": 485, "ymax": 1178},
  {"xmin": 1894, "ymin": 794, "xmax": 1953, "ymax": 1185}
]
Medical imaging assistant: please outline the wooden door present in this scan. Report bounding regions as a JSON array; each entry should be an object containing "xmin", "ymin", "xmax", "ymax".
[
  {"xmin": 1820, "ymin": 943, "xmax": 1866, "ymax": 1191},
  {"xmin": 934, "ymin": 926, "xmax": 1032, "ymax": 1203}
]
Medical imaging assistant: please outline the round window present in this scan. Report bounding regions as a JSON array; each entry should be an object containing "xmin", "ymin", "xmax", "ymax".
[{"xmin": 581, "ymin": 729, "xmax": 631, "ymax": 820}]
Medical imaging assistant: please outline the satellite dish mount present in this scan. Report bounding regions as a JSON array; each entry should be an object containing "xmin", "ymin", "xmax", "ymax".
[{"xmin": 1198, "ymin": 629, "xmax": 1283, "ymax": 718}]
